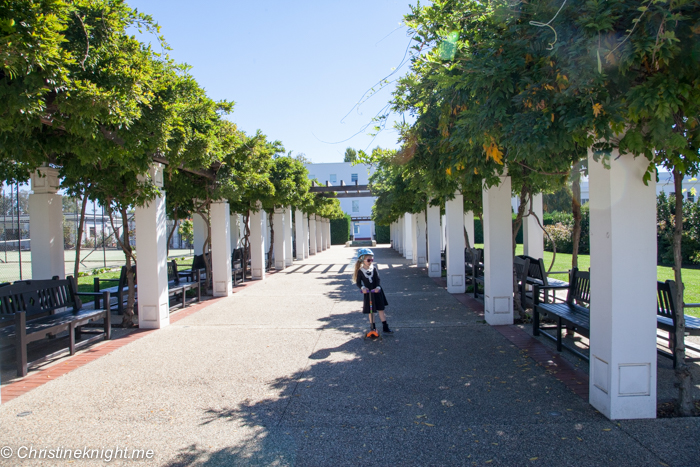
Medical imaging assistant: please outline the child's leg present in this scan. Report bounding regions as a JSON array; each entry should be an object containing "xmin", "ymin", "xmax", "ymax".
[{"xmin": 378, "ymin": 310, "xmax": 392, "ymax": 333}]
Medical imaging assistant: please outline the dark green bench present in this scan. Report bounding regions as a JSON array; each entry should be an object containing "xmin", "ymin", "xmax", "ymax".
[
  {"xmin": 0, "ymin": 277, "xmax": 111, "ymax": 376},
  {"xmin": 94, "ymin": 262, "xmax": 200, "ymax": 313},
  {"xmin": 533, "ymin": 268, "xmax": 590, "ymax": 360},
  {"xmin": 656, "ymin": 280, "xmax": 700, "ymax": 368}
]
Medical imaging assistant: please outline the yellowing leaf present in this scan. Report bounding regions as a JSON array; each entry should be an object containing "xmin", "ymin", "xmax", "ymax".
[
  {"xmin": 424, "ymin": 422, "xmax": 435, "ymax": 427},
  {"xmin": 551, "ymin": 113, "xmax": 555, "ymax": 122},
  {"xmin": 592, "ymin": 103, "xmax": 603, "ymax": 117},
  {"xmin": 483, "ymin": 141, "xmax": 504, "ymax": 165},
  {"xmin": 530, "ymin": 457, "xmax": 539, "ymax": 461},
  {"xmin": 446, "ymin": 167, "xmax": 452, "ymax": 175}
]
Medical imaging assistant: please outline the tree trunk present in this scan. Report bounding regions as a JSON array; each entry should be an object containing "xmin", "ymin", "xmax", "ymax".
[
  {"xmin": 167, "ymin": 215, "xmax": 179, "ymax": 254},
  {"xmin": 571, "ymin": 162, "xmax": 583, "ymax": 269},
  {"xmin": 513, "ymin": 185, "xmax": 528, "ymax": 254},
  {"xmin": 73, "ymin": 195, "xmax": 89, "ymax": 279},
  {"xmin": 267, "ymin": 210, "xmax": 274, "ymax": 270},
  {"xmin": 120, "ymin": 205, "xmax": 136, "ymax": 328},
  {"xmin": 672, "ymin": 169, "xmax": 694, "ymax": 416},
  {"xmin": 197, "ymin": 206, "xmax": 212, "ymax": 295}
]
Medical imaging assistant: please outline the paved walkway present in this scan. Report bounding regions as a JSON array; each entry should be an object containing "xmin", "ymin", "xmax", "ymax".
[{"xmin": 1, "ymin": 245, "xmax": 699, "ymax": 466}]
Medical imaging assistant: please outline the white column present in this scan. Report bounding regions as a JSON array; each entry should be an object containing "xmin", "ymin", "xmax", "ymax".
[
  {"xmin": 262, "ymin": 210, "xmax": 269, "ymax": 253},
  {"xmin": 445, "ymin": 193, "xmax": 465, "ymax": 294},
  {"xmin": 273, "ymin": 207, "xmax": 286, "ymax": 270},
  {"xmin": 441, "ymin": 214, "xmax": 447, "ymax": 250},
  {"xmin": 404, "ymin": 214, "xmax": 414, "ymax": 261},
  {"xmin": 464, "ymin": 211, "xmax": 475, "ymax": 249},
  {"xmin": 284, "ymin": 207, "xmax": 293, "ymax": 266},
  {"xmin": 250, "ymin": 202, "xmax": 265, "ymax": 280},
  {"xmin": 302, "ymin": 213, "xmax": 309, "ymax": 258},
  {"xmin": 326, "ymin": 218, "xmax": 332, "ymax": 249},
  {"xmin": 316, "ymin": 216, "xmax": 324, "ymax": 253},
  {"xmin": 588, "ymin": 149, "xmax": 657, "ymax": 420},
  {"xmin": 295, "ymin": 209, "xmax": 305, "ymax": 260},
  {"xmin": 193, "ymin": 213, "xmax": 207, "ymax": 255},
  {"xmin": 483, "ymin": 174, "xmax": 514, "ymax": 325},
  {"xmin": 523, "ymin": 193, "xmax": 544, "ymax": 259},
  {"xmin": 135, "ymin": 164, "xmax": 169, "ymax": 329},
  {"xmin": 210, "ymin": 201, "xmax": 232, "ymax": 297},
  {"xmin": 319, "ymin": 217, "xmax": 326, "ymax": 251},
  {"xmin": 390, "ymin": 222, "xmax": 395, "ymax": 249},
  {"xmin": 427, "ymin": 204, "xmax": 442, "ymax": 278},
  {"xmin": 309, "ymin": 214, "xmax": 317, "ymax": 255},
  {"xmin": 29, "ymin": 167, "xmax": 64, "ymax": 279},
  {"xmin": 395, "ymin": 219, "xmax": 402, "ymax": 253},
  {"xmin": 230, "ymin": 213, "xmax": 240, "ymax": 250},
  {"xmin": 415, "ymin": 210, "xmax": 427, "ymax": 267}
]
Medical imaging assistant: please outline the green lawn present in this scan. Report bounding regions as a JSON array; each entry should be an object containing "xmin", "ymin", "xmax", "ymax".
[
  {"xmin": 475, "ymin": 244, "xmax": 700, "ymax": 318},
  {"xmin": 76, "ymin": 270, "xmax": 122, "ymax": 293}
]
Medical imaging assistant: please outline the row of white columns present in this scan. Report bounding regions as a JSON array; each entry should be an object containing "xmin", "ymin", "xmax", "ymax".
[
  {"xmin": 29, "ymin": 166, "xmax": 334, "ymax": 329},
  {"xmin": 389, "ymin": 152, "xmax": 657, "ymax": 420}
]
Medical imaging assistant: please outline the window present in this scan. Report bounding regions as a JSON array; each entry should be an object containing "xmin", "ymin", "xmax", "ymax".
[
  {"xmin": 309, "ymin": 174, "xmax": 315, "ymax": 181},
  {"xmin": 688, "ymin": 191, "xmax": 695, "ymax": 202},
  {"xmin": 330, "ymin": 174, "xmax": 337, "ymax": 183},
  {"xmin": 352, "ymin": 200, "xmax": 359, "ymax": 212},
  {"xmin": 89, "ymin": 227, "xmax": 96, "ymax": 238},
  {"xmin": 351, "ymin": 173, "xmax": 358, "ymax": 183},
  {"xmin": 354, "ymin": 223, "xmax": 361, "ymax": 235}
]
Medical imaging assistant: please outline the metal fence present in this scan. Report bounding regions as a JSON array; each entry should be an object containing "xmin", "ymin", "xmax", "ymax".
[{"xmin": 0, "ymin": 184, "xmax": 193, "ymax": 283}]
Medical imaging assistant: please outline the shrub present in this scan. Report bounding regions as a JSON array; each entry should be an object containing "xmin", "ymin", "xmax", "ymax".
[
  {"xmin": 331, "ymin": 214, "xmax": 351, "ymax": 245},
  {"xmin": 375, "ymin": 224, "xmax": 390, "ymax": 243}
]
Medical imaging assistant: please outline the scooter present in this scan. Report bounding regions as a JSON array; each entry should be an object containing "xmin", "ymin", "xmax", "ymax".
[{"xmin": 363, "ymin": 290, "xmax": 382, "ymax": 341}]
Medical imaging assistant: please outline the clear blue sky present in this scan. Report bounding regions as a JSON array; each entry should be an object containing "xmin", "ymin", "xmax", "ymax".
[{"xmin": 129, "ymin": 0, "xmax": 416, "ymax": 163}]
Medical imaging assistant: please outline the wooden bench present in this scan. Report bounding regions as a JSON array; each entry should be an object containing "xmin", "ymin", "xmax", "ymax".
[
  {"xmin": 466, "ymin": 248, "xmax": 485, "ymax": 298},
  {"xmin": 656, "ymin": 280, "xmax": 700, "ymax": 368},
  {"xmin": 533, "ymin": 268, "xmax": 590, "ymax": 360},
  {"xmin": 178, "ymin": 253, "xmax": 208, "ymax": 283},
  {"xmin": 232, "ymin": 248, "xmax": 245, "ymax": 285},
  {"xmin": 0, "ymin": 277, "xmax": 111, "ymax": 376},
  {"xmin": 93, "ymin": 265, "xmax": 137, "ymax": 314},
  {"xmin": 513, "ymin": 256, "xmax": 531, "ymax": 310},
  {"xmin": 517, "ymin": 254, "xmax": 569, "ymax": 304},
  {"xmin": 94, "ymin": 263, "xmax": 200, "ymax": 313},
  {"xmin": 167, "ymin": 261, "xmax": 201, "ymax": 308}
]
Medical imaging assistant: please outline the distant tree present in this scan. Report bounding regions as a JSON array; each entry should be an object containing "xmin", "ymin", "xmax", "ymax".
[
  {"xmin": 543, "ymin": 187, "xmax": 573, "ymax": 214},
  {"xmin": 344, "ymin": 147, "xmax": 357, "ymax": 163},
  {"xmin": 178, "ymin": 219, "xmax": 193, "ymax": 246}
]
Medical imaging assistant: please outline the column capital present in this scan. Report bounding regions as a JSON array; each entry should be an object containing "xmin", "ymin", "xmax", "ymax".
[
  {"xmin": 31, "ymin": 166, "xmax": 60, "ymax": 194},
  {"xmin": 274, "ymin": 206, "xmax": 285, "ymax": 214}
]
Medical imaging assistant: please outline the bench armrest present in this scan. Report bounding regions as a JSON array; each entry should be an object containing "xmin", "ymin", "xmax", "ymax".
[
  {"xmin": 75, "ymin": 291, "xmax": 111, "ymax": 311},
  {"xmin": 533, "ymin": 284, "xmax": 569, "ymax": 305},
  {"xmin": 684, "ymin": 303, "xmax": 700, "ymax": 308},
  {"xmin": 546, "ymin": 271, "xmax": 569, "ymax": 276}
]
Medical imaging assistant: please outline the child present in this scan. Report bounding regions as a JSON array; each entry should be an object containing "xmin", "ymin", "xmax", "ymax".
[{"xmin": 352, "ymin": 248, "xmax": 392, "ymax": 335}]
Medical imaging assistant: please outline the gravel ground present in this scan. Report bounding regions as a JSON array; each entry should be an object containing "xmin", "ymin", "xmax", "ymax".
[{"xmin": 0, "ymin": 245, "xmax": 699, "ymax": 467}]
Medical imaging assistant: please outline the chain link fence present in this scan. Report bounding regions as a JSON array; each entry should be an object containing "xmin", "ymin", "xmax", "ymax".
[{"xmin": 0, "ymin": 184, "xmax": 193, "ymax": 283}]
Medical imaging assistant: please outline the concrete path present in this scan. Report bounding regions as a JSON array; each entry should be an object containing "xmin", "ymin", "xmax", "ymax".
[{"xmin": 1, "ymin": 245, "xmax": 699, "ymax": 466}]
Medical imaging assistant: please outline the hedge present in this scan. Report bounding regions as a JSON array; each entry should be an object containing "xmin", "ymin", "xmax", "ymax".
[
  {"xmin": 331, "ymin": 214, "xmax": 351, "ymax": 245},
  {"xmin": 375, "ymin": 224, "xmax": 390, "ymax": 243}
]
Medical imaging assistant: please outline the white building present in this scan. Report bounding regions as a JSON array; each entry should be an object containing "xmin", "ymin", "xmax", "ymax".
[
  {"xmin": 305, "ymin": 162, "xmax": 376, "ymax": 240},
  {"xmin": 511, "ymin": 171, "xmax": 700, "ymax": 212}
]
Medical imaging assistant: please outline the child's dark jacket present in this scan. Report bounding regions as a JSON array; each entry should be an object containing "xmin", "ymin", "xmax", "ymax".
[{"xmin": 356, "ymin": 265, "xmax": 389, "ymax": 314}]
